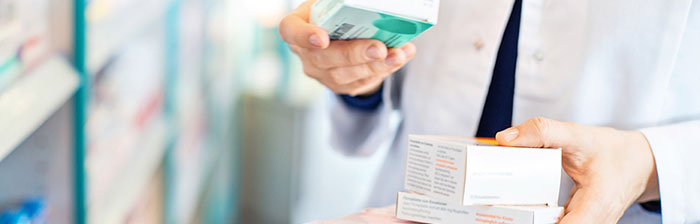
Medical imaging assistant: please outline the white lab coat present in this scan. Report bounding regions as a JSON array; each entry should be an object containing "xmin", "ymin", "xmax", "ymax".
[{"xmin": 329, "ymin": 0, "xmax": 700, "ymax": 223}]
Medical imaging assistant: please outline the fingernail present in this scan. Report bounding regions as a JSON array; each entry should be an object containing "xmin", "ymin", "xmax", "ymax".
[
  {"xmin": 386, "ymin": 55, "xmax": 402, "ymax": 67},
  {"xmin": 309, "ymin": 34, "xmax": 322, "ymax": 47},
  {"xmin": 499, "ymin": 127, "xmax": 519, "ymax": 142},
  {"xmin": 366, "ymin": 46, "xmax": 382, "ymax": 60}
]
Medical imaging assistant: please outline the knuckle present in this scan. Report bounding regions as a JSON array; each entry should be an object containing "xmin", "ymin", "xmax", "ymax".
[
  {"xmin": 569, "ymin": 154, "xmax": 587, "ymax": 169},
  {"xmin": 308, "ymin": 51, "xmax": 325, "ymax": 67},
  {"xmin": 357, "ymin": 76, "xmax": 378, "ymax": 87},
  {"xmin": 366, "ymin": 62, "xmax": 381, "ymax": 75},
  {"xmin": 530, "ymin": 117, "xmax": 550, "ymax": 136},
  {"xmin": 355, "ymin": 78, "xmax": 369, "ymax": 86},
  {"xmin": 302, "ymin": 69, "xmax": 315, "ymax": 78},
  {"xmin": 289, "ymin": 45, "xmax": 302, "ymax": 55},
  {"xmin": 302, "ymin": 65, "xmax": 318, "ymax": 78},
  {"xmin": 371, "ymin": 62, "xmax": 393, "ymax": 77},
  {"xmin": 342, "ymin": 46, "xmax": 357, "ymax": 63},
  {"xmin": 329, "ymin": 71, "xmax": 346, "ymax": 84}
]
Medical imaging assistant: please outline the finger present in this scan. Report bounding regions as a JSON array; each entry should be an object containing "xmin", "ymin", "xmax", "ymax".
[
  {"xmin": 279, "ymin": 0, "xmax": 330, "ymax": 49},
  {"xmin": 559, "ymin": 188, "xmax": 610, "ymax": 224},
  {"xmin": 388, "ymin": 42, "xmax": 416, "ymax": 66},
  {"xmin": 402, "ymin": 42, "xmax": 418, "ymax": 58},
  {"xmin": 325, "ymin": 43, "xmax": 415, "ymax": 85},
  {"xmin": 341, "ymin": 44, "xmax": 415, "ymax": 95},
  {"xmin": 326, "ymin": 64, "xmax": 374, "ymax": 85},
  {"xmin": 289, "ymin": 44, "xmax": 303, "ymax": 55},
  {"xmin": 320, "ymin": 69, "xmax": 384, "ymax": 96},
  {"xmin": 495, "ymin": 117, "xmax": 578, "ymax": 149},
  {"xmin": 298, "ymin": 56, "xmax": 325, "ymax": 79},
  {"xmin": 348, "ymin": 76, "xmax": 385, "ymax": 96},
  {"xmin": 558, "ymin": 184, "xmax": 579, "ymax": 223},
  {"xmin": 563, "ymin": 184, "xmax": 579, "ymax": 210},
  {"xmin": 304, "ymin": 39, "xmax": 388, "ymax": 68}
]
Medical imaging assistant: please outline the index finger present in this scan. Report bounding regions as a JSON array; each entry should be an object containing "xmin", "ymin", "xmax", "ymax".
[{"xmin": 279, "ymin": 0, "xmax": 330, "ymax": 49}]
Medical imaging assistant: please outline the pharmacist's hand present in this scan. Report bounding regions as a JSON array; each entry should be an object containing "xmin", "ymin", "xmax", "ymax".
[
  {"xmin": 279, "ymin": 0, "xmax": 416, "ymax": 96},
  {"xmin": 495, "ymin": 118, "xmax": 660, "ymax": 224}
]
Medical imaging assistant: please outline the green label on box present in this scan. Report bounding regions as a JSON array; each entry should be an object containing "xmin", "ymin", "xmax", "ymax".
[{"xmin": 370, "ymin": 13, "xmax": 432, "ymax": 48}]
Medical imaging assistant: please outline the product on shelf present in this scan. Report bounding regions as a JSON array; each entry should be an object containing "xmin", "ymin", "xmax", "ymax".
[
  {"xmin": 86, "ymin": 35, "xmax": 165, "ymax": 206},
  {"xmin": 0, "ymin": 0, "xmax": 50, "ymax": 92},
  {"xmin": 0, "ymin": 197, "xmax": 48, "ymax": 224}
]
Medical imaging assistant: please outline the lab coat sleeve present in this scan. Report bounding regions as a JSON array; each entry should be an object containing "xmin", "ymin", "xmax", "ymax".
[
  {"xmin": 328, "ymin": 69, "xmax": 405, "ymax": 157},
  {"xmin": 640, "ymin": 120, "xmax": 700, "ymax": 223}
]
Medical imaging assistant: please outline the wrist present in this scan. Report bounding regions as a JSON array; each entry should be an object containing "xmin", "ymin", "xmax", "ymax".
[
  {"xmin": 339, "ymin": 82, "xmax": 384, "ymax": 112},
  {"xmin": 632, "ymin": 131, "xmax": 661, "ymax": 203}
]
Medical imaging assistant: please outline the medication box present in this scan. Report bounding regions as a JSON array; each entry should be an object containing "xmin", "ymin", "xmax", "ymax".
[
  {"xmin": 405, "ymin": 135, "xmax": 562, "ymax": 206},
  {"xmin": 396, "ymin": 192, "xmax": 563, "ymax": 224},
  {"xmin": 310, "ymin": 0, "xmax": 440, "ymax": 48}
]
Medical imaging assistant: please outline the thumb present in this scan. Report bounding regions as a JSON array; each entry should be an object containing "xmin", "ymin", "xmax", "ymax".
[
  {"xmin": 279, "ymin": 0, "xmax": 330, "ymax": 49},
  {"xmin": 495, "ymin": 117, "xmax": 577, "ymax": 149}
]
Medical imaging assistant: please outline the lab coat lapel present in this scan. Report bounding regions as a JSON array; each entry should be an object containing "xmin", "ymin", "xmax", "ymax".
[{"xmin": 405, "ymin": 0, "xmax": 515, "ymax": 136}]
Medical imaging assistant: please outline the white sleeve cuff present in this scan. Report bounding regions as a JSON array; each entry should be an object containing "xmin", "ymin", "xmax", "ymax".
[
  {"xmin": 640, "ymin": 121, "xmax": 700, "ymax": 223},
  {"xmin": 328, "ymin": 91, "xmax": 394, "ymax": 157}
]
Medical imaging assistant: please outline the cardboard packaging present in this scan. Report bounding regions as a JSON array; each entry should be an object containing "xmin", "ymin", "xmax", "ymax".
[
  {"xmin": 396, "ymin": 192, "xmax": 563, "ymax": 224},
  {"xmin": 310, "ymin": 0, "xmax": 440, "ymax": 48},
  {"xmin": 404, "ymin": 135, "xmax": 562, "ymax": 206}
]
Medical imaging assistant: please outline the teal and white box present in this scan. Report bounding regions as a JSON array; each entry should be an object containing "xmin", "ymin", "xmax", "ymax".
[{"xmin": 310, "ymin": 0, "xmax": 439, "ymax": 48}]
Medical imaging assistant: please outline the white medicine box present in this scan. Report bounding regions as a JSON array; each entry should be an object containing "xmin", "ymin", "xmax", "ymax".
[{"xmin": 404, "ymin": 135, "xmax": 562, "ymax": 206}]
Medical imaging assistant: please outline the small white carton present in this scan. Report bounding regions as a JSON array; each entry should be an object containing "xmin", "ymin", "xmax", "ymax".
[
  {"xmin": 405, "ymin": 135, "xmax": 562, "ymax": 206},
  {"xmin": 396, "ymin": 192, "xmax": 563, "ymax": 224}
]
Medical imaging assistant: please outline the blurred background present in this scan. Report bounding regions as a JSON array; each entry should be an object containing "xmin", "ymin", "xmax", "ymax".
[{"xmin": 0, "ymin": 0, "xmax": 392, "ymax": 223}]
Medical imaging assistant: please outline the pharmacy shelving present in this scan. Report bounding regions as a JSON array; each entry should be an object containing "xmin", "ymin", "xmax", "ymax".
[
  {"xmin": 0, "ymin": 0, "xmax": 78, "ymax": 222},
  {"xmin": 85, "ymin": 0, "xmax": 171, "ymax": 75},
  {"xmin": 0, "ymin": 56, "xmax": 78, "ymax": 161},
  {"xmin": 0, "ymin": 103, "xmax": 75, "ymax": 223},
  {"xmin": 1, "ymin": 0, "xmax": 240, "ymax": 222},
  {"xmin": 76, "ymin": 0, "xmax": 173, "ymax": 221},
  {"xmin": 163, "ymin": 0, "xmax": 240, "ymax": 221},
  {"xmin": 0, "ymin": 0, "xmax": 69, "ymax": 160},
  {"xmin": 87, "ymin": 117, "xmax": 168, "ymax": 224},
  {"xmin": 76, "ymin": 0, "xmax": 240, "ymax": 222}
]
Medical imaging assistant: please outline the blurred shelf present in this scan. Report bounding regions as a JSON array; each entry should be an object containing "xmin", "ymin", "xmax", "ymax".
[
  {"xmin": 86, "ymin": 0, "xmax": 170, "ymax": 75},
  {"xmin": 88, "ymin": 117, "xmax": 167, "ymax": 224},
  {"xmin": 0, "ymin": 56, "xmax": 79, "ymax": 161},
  {"xmin": 176, "ymin": 140, "xmax": 224, "ymax": 223}
]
